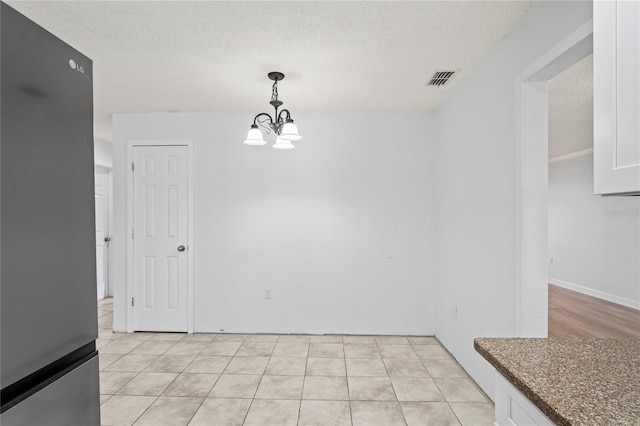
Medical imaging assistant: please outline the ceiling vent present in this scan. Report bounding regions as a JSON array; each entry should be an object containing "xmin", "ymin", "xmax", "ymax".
[{"xmin": 426, "ymin": 70, "xmax": 457, "ymax": 87}]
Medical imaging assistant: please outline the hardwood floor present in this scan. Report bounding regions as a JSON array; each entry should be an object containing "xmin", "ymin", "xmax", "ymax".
[{"xmin": 548, "ymin": 284, "xmax": 640, "ymax": 338}]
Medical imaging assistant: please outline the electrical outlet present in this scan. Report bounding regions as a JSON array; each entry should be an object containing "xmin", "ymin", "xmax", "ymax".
[
  {"xmin": 453, "ymin": 305, "xmax": 458, "ymax": 319},
  {"xmin": 264, "ymin": 288, "xmax": 272, "ymax": 299}
]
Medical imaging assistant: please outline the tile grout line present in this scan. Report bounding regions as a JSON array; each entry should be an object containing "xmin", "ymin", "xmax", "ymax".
[
  {"xmin": 343, "ymin": 341, "xmax": 355, "ymax": 426},
  {"xmin": 128, "ymin": 394, "xmax": 160, "ymax": 426},
  {"xmin": 184, "ymin": 394, "xmax": 208, "ymax": 426},
  {"xmin": 155, "ymin": 337, "xmax": 208, "ymax": 425},
  {"xmin": 240, "ymin": 335, "xmax": 277, "ymax": 425},
  {"xmin": 296, "ymin": 344, "xmax": 311, "ymax": 426},
  {"xmin": 335, "ymin": 338, "xmax": 351, "ymax": 425},
  {"xmin": 377, "ymin": 340, "xmax": 409, "ymax": 426},
  {"xmin": 100, "ymin": 330, "xmax": 179, "ymax": 425}
]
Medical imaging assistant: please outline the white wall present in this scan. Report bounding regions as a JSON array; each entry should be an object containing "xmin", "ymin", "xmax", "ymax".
[
  {"xmin": 549, "ymin": 154, "xmax": 640, "ymax": 308},
  {"xmin": 106, "ymin": 0, "xmax": 598, "ymax": 401},
  {"xmin": 434, "ymin": 1, "xmax": 593, "ymax": 399},
  {"xmin": 94, "ymin": 138, "xmax": 113, "ymax": 168},
  {"xmin": 112, "ymin": 111, "xmax": 436, "ymax": 335}
]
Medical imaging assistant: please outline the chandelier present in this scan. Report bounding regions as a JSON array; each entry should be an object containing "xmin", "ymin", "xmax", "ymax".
[{"xmin": 243, "ymin": 72, "xmax": 302, "ymax": 150}]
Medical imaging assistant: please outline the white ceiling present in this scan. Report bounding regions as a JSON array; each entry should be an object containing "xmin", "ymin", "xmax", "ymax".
[
  {"xmin": 7, "ymin": 1, "xmax": 537, "ymax": 142},
  {"xmin": 548, "ymin": 54, "xmax": 593, "ymax": 159}
]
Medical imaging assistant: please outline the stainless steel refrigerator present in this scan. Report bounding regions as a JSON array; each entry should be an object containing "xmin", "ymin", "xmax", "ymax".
[{"xmin": 1, "ymin": 3, "xmax": 100, "ymax": 424}]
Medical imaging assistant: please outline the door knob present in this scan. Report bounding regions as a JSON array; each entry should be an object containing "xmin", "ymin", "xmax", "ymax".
[
  {"xmin": 104, "ymin": 237, "xmax": 111, "ymax": 242},
  {"xmin": 177, "ymin": 245, "xmax": 186, "ymax": 252}
]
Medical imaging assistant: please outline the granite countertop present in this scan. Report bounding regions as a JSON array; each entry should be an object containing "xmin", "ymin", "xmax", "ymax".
[{"xmin": 474, "ymin": 338, "xmax": 640, "ymax": 426}]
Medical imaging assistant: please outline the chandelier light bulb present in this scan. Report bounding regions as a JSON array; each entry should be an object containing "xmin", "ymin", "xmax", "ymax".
[
  {"xmin": 273, "ymin": 137, "xmax": 295, "ymax": 150},
  {"xmin": 243, "ymin": 125, "xmax": 266, "ymax": 146},
  {"xmin": 279, "ymin": 119, "xmax": 302, "ymax": 142}
]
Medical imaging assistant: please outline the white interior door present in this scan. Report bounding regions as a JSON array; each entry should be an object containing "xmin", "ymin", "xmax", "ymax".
[
  {"xmin": 133, "ymin": 145, "xmax": 189, "ymax": 332},
  {"xmin": 95, "ymin": 169, "xmax": 110, "ymax": 300}
]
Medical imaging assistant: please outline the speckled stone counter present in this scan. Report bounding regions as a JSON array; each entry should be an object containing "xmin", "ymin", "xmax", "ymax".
[{"xmin": 474, "ymin": 338, "xmax": 640, "ymax": 425}]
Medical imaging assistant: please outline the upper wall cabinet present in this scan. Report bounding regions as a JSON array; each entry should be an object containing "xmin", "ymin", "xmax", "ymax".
[{"xmin": 594, "ymin": 0, "xmax": 640, "ymax": 195}]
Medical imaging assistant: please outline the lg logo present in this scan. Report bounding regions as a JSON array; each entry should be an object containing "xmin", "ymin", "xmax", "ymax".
[{"xmin": 68, "ymin": 59, "xmax": 85, "ymax": 74}]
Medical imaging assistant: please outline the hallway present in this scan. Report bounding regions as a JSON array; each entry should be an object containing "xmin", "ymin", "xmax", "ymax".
[{"xmin": 548, "ymin": 284, "xmax": 640, "ymax": 338}]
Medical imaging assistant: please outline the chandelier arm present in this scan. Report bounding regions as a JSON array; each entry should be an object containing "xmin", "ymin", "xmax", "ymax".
[
  {"xmin": 277, "ymin": 109, "xmax": 292, "ymax": 122},
  {"xmin": 253, "ymin": 112, "xmax": 273, "ymax": 126},
  {"xmin": 254, "ymin": 113, "xmax": 276, "ymax": 134}
]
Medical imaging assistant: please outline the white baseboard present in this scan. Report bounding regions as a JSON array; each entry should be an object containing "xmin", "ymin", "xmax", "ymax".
[
  {"xmin": 549, "ymin": 278, "xmax": 640, "ymax": 310},
  {"xmin": 548, "ymin": 147, "xmax": 593, "ymax": 164},
  {"xmin": 97, "ymin": 283, "xmax": 105, "ymax": 301}
]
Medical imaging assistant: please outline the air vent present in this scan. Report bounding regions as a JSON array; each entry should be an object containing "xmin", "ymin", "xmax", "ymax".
[{"xmin": 426, "ymin": 70, "xmax": 457, "ymax": 87}]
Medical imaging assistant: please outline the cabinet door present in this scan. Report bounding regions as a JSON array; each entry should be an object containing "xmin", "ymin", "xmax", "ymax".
[
  {"xmin": 494, "ymin": 373, "xmax": 554, "ymax": 426},
  {"xmin": 594, "ymin": 0, "xmax": 640, "ymax": 195}
]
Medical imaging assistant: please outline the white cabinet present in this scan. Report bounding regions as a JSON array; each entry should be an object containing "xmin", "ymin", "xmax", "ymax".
[
  {"xmin": 594, "ymin": 0, "xmax": 640, "ymax": 195},
  {"xmin": 494, "ymin": 373, "xmax": 555, "ymax": 426}
]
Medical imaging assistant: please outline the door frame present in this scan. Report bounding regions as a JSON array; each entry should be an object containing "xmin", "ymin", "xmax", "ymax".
[
  {"xmin": 126, "ymin": 139, "xmax": 195, "ymax": 333},
  {"xmin": 95, "ymin": 164, "xmax": 113, "ymax": 298},
  {"xmin": 514, "ymin": 20, "xmax": 593, "ymax": 336}
]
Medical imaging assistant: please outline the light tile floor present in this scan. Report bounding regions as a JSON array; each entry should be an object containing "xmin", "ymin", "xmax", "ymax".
[{"xmin": 97, "ymin": 298, "xmax": 494, "ymax": 425}]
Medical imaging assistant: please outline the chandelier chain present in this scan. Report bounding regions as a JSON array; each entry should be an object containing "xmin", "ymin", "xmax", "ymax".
[{"xmin": 271, "ymin": 81, "xmax": 279, "ymax": 103}]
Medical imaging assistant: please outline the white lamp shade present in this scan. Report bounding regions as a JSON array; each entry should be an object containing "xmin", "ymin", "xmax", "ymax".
[
  {"xmin": 279, "ymin": 121, "xmax": 302, "ymax": 141},
  {"xmin": 272, "ymin": 137, "xmax": 295, "ymax": 150},
  {"xmin": 243, "ymin": 127, "xmax": 266, "ymax": 146}
]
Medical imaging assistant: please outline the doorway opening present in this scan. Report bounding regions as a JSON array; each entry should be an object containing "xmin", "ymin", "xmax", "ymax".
[
  {"xmin": 515, "ymin": 20, "xmax": 592, "ymax": 337},
  {"xmin": 547, "ymin": 53, "xmax": 640, "ymax": 337},
  {"xmin": 95, "ymin": 166, "xmax": 113, "ymax": 300}
]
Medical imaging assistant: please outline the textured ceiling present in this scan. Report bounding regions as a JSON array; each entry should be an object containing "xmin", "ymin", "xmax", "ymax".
[
  {"xmin": 6, "ymin": 1, "xmax": 537, "ymax": 142},
  {"xmin": 548, "ymin": 54, "xmax": 593, "ymax": 159}
]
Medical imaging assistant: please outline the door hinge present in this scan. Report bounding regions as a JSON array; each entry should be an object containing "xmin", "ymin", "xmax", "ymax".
[
  {"xmin": 131, "ymin": 297, "xmax": 135, "ymax": 307},
  {"xmin": 131, "ymin": 229, "xmax": 134, "ymax": 239},
  {"xmin": 131, "ymin": 162, "xmax": 135, "ymax": 172}
]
